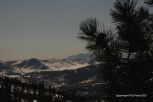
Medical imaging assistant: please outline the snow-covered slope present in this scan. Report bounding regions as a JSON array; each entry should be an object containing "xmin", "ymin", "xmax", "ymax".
[
  {"xmin": 0, "ymin": 61, "xmax": 13, "ymax": 71},
  {"xmin": 14, "ymin": 58, "xmax": 48, "ymax": 69},
  {"xmin": 2, "ymin": 53, "xmax": 96, "ymax": 73},
  {"xmin": 0, "ymin": 53, "xmax": 96, "ymax": 74},
  {"xmin": 0, "ymin": 53, "xmax": 103, "ymax": 88},
  {"xmin": 25, "ymin": 64, "xmax": 102, "ymax": 85}
]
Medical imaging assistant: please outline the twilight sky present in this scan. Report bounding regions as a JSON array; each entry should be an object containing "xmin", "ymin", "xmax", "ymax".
[{"xmin": 0, "ymin": 0, "xmax": 144, "ymax": 60}]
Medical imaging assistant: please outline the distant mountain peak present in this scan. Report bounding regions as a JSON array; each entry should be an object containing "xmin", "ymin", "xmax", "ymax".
[{"xmin": 15, "ymin": 58, "xmax": 48, "ymax": 69}]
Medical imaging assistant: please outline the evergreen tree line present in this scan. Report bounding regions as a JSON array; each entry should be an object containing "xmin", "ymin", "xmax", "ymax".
[
  {"xmin": 0, "ymin": 75, "xmax": 93, "ymax": 102},
  {"xmin": 0, "ymin": 76, "xmax": 65, "ymax": 102}
]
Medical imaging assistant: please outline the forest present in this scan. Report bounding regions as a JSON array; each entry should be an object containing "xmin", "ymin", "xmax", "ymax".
[{"xmin": 1, "ymin": 0, "xmax": 153, "ymax": 102}]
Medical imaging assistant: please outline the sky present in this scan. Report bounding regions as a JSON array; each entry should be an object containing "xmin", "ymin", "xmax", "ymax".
[{"xmin": 0, "ymin": 0, "xmax": 145, "ymax": 60}]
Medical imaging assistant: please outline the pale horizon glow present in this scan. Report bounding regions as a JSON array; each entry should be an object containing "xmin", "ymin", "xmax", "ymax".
[{"xmin": 0, "ymin": 0, "xmax": 144, "ymax": 61}]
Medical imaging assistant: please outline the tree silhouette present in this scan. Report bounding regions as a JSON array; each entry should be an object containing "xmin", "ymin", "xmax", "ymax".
[
  {"xmin": 78, "ymin": 0, "xmax": 153, "ymax": 101},
  {"xmin": 145, "ymin": 0, "xmax": 153, "ymax": 5},
  {"xmin": 78, "ymin": 18, "xmax": 121, "ymax": 63},
  {"xmin": 111, "ymin": 0, "xmax": 153, "ymax": 61}
]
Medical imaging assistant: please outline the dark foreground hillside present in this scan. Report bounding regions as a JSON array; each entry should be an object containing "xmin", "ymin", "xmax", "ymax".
[
  {"xmin": 1, "ymin": 61, "xmax": 153, "ymax": 102},
  {"xmin": 0, "ymin": 76, "xmax": 64, "ymax": 102},
  {"xmin": 0, "ymin": 75, "xmax": 104, "ymax": 102}
]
